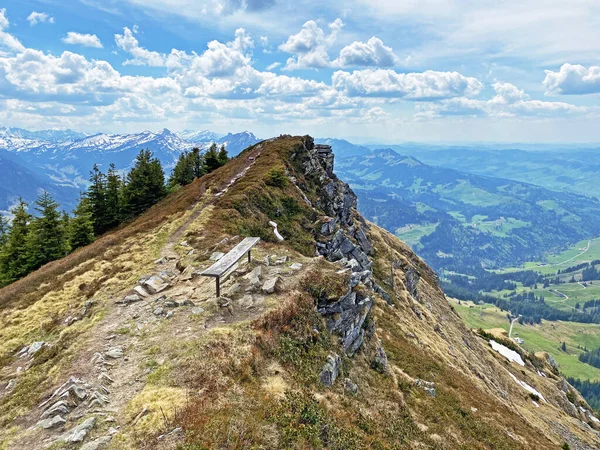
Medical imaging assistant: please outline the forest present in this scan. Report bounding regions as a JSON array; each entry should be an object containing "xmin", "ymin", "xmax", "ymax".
[{"xmin": 0, "ymin": 144, "xmax": 227, "ymax": 287}]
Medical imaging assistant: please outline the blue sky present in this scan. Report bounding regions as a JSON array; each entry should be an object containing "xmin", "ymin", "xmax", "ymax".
[{"xmin": 1, "ymin": 0, "xmax": 600, "ymax": 142}]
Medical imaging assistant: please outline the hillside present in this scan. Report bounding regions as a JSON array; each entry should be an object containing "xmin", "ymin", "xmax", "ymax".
[
  {"xmin": 0, "ymin": 136, "xmax": 599, "ymax": 449},
  {"xmin": 335, "ymin": 149, "xmax": 600, "ymax": 274}
]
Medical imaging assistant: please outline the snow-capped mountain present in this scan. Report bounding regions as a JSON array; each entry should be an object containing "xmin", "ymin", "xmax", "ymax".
[{"xmin": 0, "ymin": 127, "xmax": 261, "ymax": 214}]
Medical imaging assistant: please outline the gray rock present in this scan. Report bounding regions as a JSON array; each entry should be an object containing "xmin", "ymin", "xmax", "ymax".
[
  {"xmin": 153, "ymin": 307, "xmax": 165, "ymax": 316},
  {"xmin": 5, "ymin": 379, "xmax": 16, "ymax": 391},
  {"xmin": 133, "ymin": 286, "xmax": 149, "ymax": 298},
  {"xmin": 158, "ymin": 427, "xmax": 183, "ymax": 440},
  {"xmin": 191, "ymin": 307, "xmax": 205, "ymax": 315},
  {"xmin": 262, "ymin": 277, "xmax": 283, "ymax": 294},
  {"xmin": 28, "ymin": 341, "xmax": 46, "ymax": 356},
  {"xmin": 404, "ymin": 267, "xmax": 420, "ymax": 301},
  {"xmin": 415, "ymin": 379, "xmax": 436, "ymax": 397},
  {"xmin": 41, "ymin": 400, "xmax": 70, "ymax": 419},
  {"xmin": 273, "ymin": 256, "xmax": 288, "ymax": 265},
  {"xmin": 80, "ymin": 436, "xmax": 112, "ymax": 450},
  {"xmin": 154, "ymin": 257, "xmax": 168, "ymax": 264},
  {"xmin": 105, "ymin": 347, "xmax": 124, "ymax": 359},
  {"xmin": 117, "ymin": 294, "xmax": 142, "ymax": 305},
  {"xmin": 372, "ymin": 340, "xmax": 388, "ymax": 373},
  {"xmin": 210, "ymin": 252, "xmax": 225, "ymax": 261},
  {"xmin": 37, "ymin": 415, "xmax": 66, "ymax": 429},
  {"xmin": 59, "ymin": 417, "xmax": 96, "ymax": 443},
  {"xmin": 320, "ymin": 218, "xmax": 336, "ymax": 236},
  {"xmin": 143, "ymin": 275, "xmax": 170, "ymax": 294},
  {"xmin": 246, "ymin": 266, "xmax": 262, "ymax": 288},
  {"xmin": 320, "ymin": 353, "xmax": 342, "ymax": 387},
  {"xmin": 290, "ymin": 263, "xmax": 303, "ymax": 270},
  {"xmin": 165, "ymin": 311, "xmax": 174, "ymax": 319},
  {"xmin": 344, "ymin": 378, "xmax": 358, "ymax": 395}
]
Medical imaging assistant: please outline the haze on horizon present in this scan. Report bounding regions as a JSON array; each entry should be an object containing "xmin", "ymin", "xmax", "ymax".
[{"xmin": 1, "ymin": 1, "xmax": 600, "ymax": 143}]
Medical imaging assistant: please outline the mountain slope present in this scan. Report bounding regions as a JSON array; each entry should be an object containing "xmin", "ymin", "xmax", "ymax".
[
  {"xmin": 335, "ymin": 149, "xmax": 600, "ymax": 273},
  {"xmin": 0, "ymin": 136, "xmax": 598, "ymax": 449}
]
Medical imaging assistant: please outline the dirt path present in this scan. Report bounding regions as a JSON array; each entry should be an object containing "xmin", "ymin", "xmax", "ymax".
[{"xmin": 161, "ymin": 146, "xmax": 262, "ymax": 261}]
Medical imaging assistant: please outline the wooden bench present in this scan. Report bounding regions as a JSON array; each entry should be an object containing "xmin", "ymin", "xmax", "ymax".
[{"xmin": 201, "ymin": 237, "xmax": 260, "ymax": 297}]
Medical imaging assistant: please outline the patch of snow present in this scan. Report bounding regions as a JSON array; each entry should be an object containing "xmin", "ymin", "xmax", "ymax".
[
  {"xmin": 588, "ymin": 413, "xmax": 600, "ymax": 423},
  {"xmin": 490, "ymin": 340, "xmax": 525, "ymax": 366},
  {"xmin": 508, "ymin": 372, "xmax": 546, "ymax": 402}
]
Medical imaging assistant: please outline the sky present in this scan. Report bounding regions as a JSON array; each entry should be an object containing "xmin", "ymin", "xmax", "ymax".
[{"xmin": 1, "ymin": 0, "xmax": 600, "ymax": 143}]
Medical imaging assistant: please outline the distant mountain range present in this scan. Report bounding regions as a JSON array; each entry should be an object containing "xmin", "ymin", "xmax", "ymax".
[
  {"xmin": 334, "ymin": 148, "xmax": 600, "ymax": 273},
  {"xmin": 0, "ymin": 127, "xmax": 260, "ymax": 214}
]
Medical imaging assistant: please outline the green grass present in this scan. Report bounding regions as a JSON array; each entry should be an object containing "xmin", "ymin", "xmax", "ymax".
[
  {"xmin": 395, "ymin": 222, "xmax": 439, "ymax": 248},
  {"xmin": 452, "ymin": 300, "xmax": 600, "ymax": 381},
  {"xmin": 434, "ymin": 180, "xmax": 509, "ymax": 207}
]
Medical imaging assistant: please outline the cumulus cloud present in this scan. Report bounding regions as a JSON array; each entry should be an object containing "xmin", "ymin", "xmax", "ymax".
[
  {"xmin": 0, "ymin": 9, "xmax": 25, "ymax": 52},
  {"xmin": 115, "ymin": 27, "xmax": 164, "ymax": 66},
  {"xmin": 279, "ymin": 18, "xmax": 343, "ymax": 70},
  {"xmin": 418, "ymin": 82, "xmax": 587, "ymax": 118},
  {"xmin": 332, "ymin": 69, "xmax": 483, "ymax": 100},
  {"xmin": 333, "ymin": 37, "xmax": 398, "ymax": 67},
  {"xmin": 543, "ymin": 63, "xmax": 600, "ymax": 95},
  {"xmin": 62, "ymin": 32, "xmax": 103, "ymax": 48},
  {"xmin": 27, "ymin": 12, "xmax": 54, "ymax": 26}
]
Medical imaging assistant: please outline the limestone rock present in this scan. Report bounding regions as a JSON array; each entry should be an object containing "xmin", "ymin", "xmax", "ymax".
[
  {"xmin": 133, "ymin": 286, "xmax": 149, "ymax": 298},
  {"xmin": 290, "ymin": 263, "xmax": 303, "ymax": 270},
  {"xmin": 210, "ymin": 252, "xmax": 225, "ymax": 261},
  {"xmin": 372, "ymin": 340, "xmax": 388, "ymax": 373},
  {"xmin": 143, "ymin": 275, "xmax": 170, "ymax": 294},
  {"xmin": 37, "ymin": 415, "xmax": 66, "ymax": 429},
  {"xmin": 344, "ymin": 378, "xmax": 358, "ymax": 396},
  {"xmin": 41, "ymin": 400, "xmax": 70, "ymax": 419},
  {"xmin": 58, "ymin": 417, "xmax": 96, "ymax": 443},
  {"xmin": 415, "ymin": 379, "xmax": 436, "ymax": 397},
  {"xmin": 191, "ymin": 307, "xmax": 205, "ymax": 315},
  {"xmin": 319, "ymin": 353, "xmax": 342, "ymax": 387},
  {"xmin": 105, "ymin": 347, "xmax": 124, "ymax": 359},
  {"xmin": 117, "ymin": 294, "xmax": 142, "ymax": 305},
  {"xmin": 80, "ymin": 436, "xmax": 112, "ymax": 450},
  {"xmin": 262, "ymin": 277, "xmax": 283, "ymax": 294}
]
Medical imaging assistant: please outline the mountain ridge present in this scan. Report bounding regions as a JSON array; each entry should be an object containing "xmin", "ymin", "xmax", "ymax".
[{"xmin": 0, "ymin": 135, "xmax": 598, "ymax": 449}]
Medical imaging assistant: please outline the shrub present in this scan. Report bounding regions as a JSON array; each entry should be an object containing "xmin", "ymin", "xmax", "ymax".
[{"xmin": 265, "ymin": 167, "xmax": 288, "ymax": 187}]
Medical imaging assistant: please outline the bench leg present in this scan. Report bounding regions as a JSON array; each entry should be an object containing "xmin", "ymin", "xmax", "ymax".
[
  {"xmin": 248, "ymin": 249, "xmax": 251, "ymax": 264},
  {"xmin": 216, "ymin": 276, "xmax": 220, "ymax": 298}
]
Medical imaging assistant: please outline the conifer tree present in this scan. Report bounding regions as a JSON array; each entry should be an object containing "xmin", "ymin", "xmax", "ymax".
[
  {"xmin": 88, "ymin": 164, "xmax": 109, "ymax": 235},
  {"xmin": 0, "ymin": 215, "xmax": 8, "ymax": 248},
  {"xmin": 170, "ymin": 151, "xmax": 195, "ymax": 187},
  {"xmin": 204, "ymin": 143, "xmax": 221, "ymax": 173},
  {"xmin": 69, "ymin": 194, "xmax": 95, "ymax": 250},
  {"xmin": 217, "ymin": 144, "xmax": 228, "ymax": 166},
  {"xmin": 106, "ymin": 163, "xmax": 122, "ymax": 229},
  {"xmin": 0, "ymin": 199, "xmax": 31, "ymax": 283},
  {"xmin": 122, "ymin": 149, "xmax": 166, "ymax": 218},
  {"xmin": 27, "ymin": 191, "xmax": 67, "ymax": 271},
  {"xmin": 191, "ymin": 147, "xmax": 205, "ymax": 178}
]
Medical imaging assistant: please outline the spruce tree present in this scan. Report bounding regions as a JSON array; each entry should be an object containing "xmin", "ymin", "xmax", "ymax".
[
  {"xmin": 27, "ymin": 191, "xmax": 67, "ymax": 271},
  {"xmin": 170, "ymin": 152, "xmax": 195, "ymax": 187},
  {"xmin": 217, "ymin": 144, "xmax": 228, "ymax": 166},
  {"xmin": 0, "ymin": 215, "xmax": 8, "ymax": 248},
  {"xmin": 191, "ymin": 147, "xmax": 205, "ymax": 178},
  {"xmin": 88, "ymin": 164, "xmax": 109, "ymax": 235},
  {"xmin": 204, "ymin": 143, "xmax": 221, "ymax": 173},
  {"xmin": 122, "ymin": 149, "xmax": 166, "ymax": 218},
  {"xmin": 69, "ymin": 194, "xmax": 95, "ymax": 250},
  {"xmin": 0, "ymin": 199, "xmax": 31, "ymax": 283},
  {"xmin": 106, "ymin": 163, "xmax": 122, "ymax": 229}
]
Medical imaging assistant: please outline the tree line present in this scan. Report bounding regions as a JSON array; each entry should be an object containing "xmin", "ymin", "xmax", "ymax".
[{"xmin": 0, "ymin": 144, "xmax": 228, "ymax": 287}]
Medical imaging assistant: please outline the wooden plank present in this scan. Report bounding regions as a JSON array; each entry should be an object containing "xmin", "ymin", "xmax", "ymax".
[{"xmin": 201, "ymin": 237, "xmax": 260, "ymax": 277}]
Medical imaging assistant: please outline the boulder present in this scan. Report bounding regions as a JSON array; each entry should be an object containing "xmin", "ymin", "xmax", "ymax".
[
  {"xmin": 153, "ymin": 307, "xmax": 165, "ymax": 316},
  {"xmin": 191, "ymin": 307, "xmax": 205, "ymax": 315},
  {"xmin": 59, "ymin": 417, "xmax": 96, "ymax": 443},
  {"xmin": 372, "ymin": 340, "xmax": 388, "ymax": 373},
  {"xmin": 210, "ymin": 252, "xmax": 225, "ymax": 261},
  {"xmin": 415, "ymin": 379, "xmax": 436, "ymax": 397},
  {"xmin": 344, "ymin": 378, "xmax": 358, "ymax": 396},
  {"xmin": 37, "ymin": 415, "xmax": 66, "ymax": 429},
  {"xmin": 117, "ymin": 294, "xmax": 142, "ymax": 305},
  {"xmin": 80, "ymin": 436, "xmax": 112, "ymax": 450},
  {"xmin": 245, "ymin": 266, "xmax": 262, "ymax": 288},
  {"xmin": 262, "ymin": 277, "xmax": 283, "ymax": 294},
  {"xmin": 41, "ymin": 400, "xmax": 70, "ymax": 419},
  {"xmin": 28, "ymin": 341, "xmax": 46, "ymax": 356},
  {"xmin": 319, "ymin": 353, "xmax": 342, "ymax": 387},
  {"xmin": 105, "ymin": 347, "xmax": 124, "ymax": 359},
  {"xmin": 290, "ymin": 263, "xmax": 303, "ymax": 271},
  {"xmin": 143, "ymin": 276, "xmax": 170, "ymax": 294}
]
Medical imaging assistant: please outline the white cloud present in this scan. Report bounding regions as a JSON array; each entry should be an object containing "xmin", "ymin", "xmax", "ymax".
[
  {"xmin": 279, "ymin": 18, "xmax": 343, "ymax": 70},
  {"xmin": 334, "ymin": 37, "xmax": 398, "ymax": 67},
  {"xmin": 114, "ymin": 27, "xmax": 164, "ymax": 66},
  {"xmin": 418, "ymin": 82, "xmax": 587, "ymax": 118},
  {"xmin": 27, "ymin": 12, "xmax": 54, "ymax": 26},
  {"xmin": 0, "ymin": 9, "xmax": 25, "ymax": 52},
  {"xmin": 543, "ymin": 64, "xmax": 600, "ymax": 95},
  {"xmin": 332, "ymin": 69, "xmax": 483, "ymax": 100},
  {"xmin": 266, "ymin": 62, "xmax": 281, "ymax": 71},
  {"xmin": 62, "ymin": 32, "xmax": 103, "ymax": 48}
]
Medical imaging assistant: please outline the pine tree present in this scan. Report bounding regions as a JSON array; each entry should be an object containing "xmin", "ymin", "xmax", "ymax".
[
  {"xmin": 122, "ymin": 149, "xmax": 166, "ymax": 218},
  {"xmin": 27, "ymin": 191, "xmax": 67, "ymax": 271},
  {"xmin": 69, "ymin": 194, "xmax": 95, "ymax": 250},
  {"xmin": 217, "ymin": 144, "xmax": 228, "ymax": 166},
  {"xmin": 191, "ymin": 147, "xmax": 205, "ymax": 178},
  {"xmin": 0, "ymin": 215, "xmax": 8, "ymax": 248},
  {"xmin": 170, "ymin": 151, "xmax": 195, "ymax": 187},
  {"xmin": 106, "ymin": 163, "xmax": 122, "ymax": 229},
  {"xmin": 0, "ymin": 199, "xmax": 31, "ymax": 284},
  {"xmin": 88, "ymin": 164, "xmax": 109, "ymax": 235},
  {"xmin": 204, "ymin": 143, "xmax": 221, "ymax": 173}
]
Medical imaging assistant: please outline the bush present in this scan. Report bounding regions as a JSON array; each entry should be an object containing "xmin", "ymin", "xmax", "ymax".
[{"xmin": 265, "ymin": 167, "xmax": 288, "ymax": 187}]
